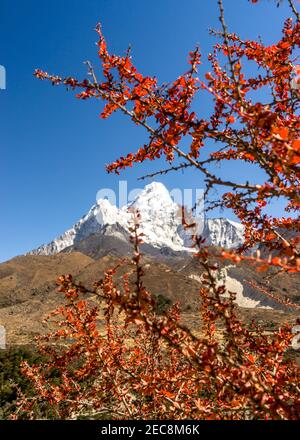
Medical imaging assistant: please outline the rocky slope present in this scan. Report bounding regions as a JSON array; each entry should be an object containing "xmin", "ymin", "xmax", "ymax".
[{"xmin": 0, "ymin": 251, "xmax": 298, "ymax": 345}]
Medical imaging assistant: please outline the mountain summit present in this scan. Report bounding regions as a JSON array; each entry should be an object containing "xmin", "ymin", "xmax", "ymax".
[{"xmin": 30, "ymin": 182, "xmax": 245, "ymax": 256}]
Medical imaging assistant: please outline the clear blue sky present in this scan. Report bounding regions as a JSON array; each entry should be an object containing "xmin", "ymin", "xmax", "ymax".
[{"xmin": 0, "ymin": 0, "xmax": 294, "ymax": 262}]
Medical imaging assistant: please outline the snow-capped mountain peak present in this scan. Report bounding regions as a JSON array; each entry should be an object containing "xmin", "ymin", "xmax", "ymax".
[
  {"xmin": 30, "ymin": 182, "xmax": 245, "ymax": 256},
  {"xmin": 130, "ymin": 182, "xmax": 175, "ymax": 208}
]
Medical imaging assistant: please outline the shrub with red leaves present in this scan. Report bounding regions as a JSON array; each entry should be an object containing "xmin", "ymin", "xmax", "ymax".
[{"xmin": 14, "ymin": 0, "xmax": 300, "ymax": 420}]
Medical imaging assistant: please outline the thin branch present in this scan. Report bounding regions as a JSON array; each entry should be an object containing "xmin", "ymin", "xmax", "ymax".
[
  {"xmin": 288, "ymin": 0, "xmax": 300, "ymax": 21},
  {"xmin": 85, "ymin": 61, "xmax": 258, "ymax": 193}
]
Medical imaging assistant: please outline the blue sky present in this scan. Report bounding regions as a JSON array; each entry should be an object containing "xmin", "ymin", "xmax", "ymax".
[{"xmin": 0, "ymin": 0, "xmax": 294, "ymax": 262}]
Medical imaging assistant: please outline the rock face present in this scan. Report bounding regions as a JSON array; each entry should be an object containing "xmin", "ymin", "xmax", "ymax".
[
  {"xmin": 202, "ymin": 218, "xmax": 244, "ymax": 249},
  {"xmin": 30, "ymin": 182, "xmax": 245, "ymax": 257}
]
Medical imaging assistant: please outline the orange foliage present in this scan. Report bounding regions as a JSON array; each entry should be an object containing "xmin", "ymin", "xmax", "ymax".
[
  {"xmin": 15, "ymin": 0, "xmax": 300, "ymax": 420},
  {"xmin": 13, "ymin": 221, "xmax": 300, "ymax": 420}
]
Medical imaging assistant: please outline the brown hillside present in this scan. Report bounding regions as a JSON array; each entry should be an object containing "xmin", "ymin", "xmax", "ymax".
[{"xmin": 0, "ymin": 251, "xmax": 298, "ymax": 345}]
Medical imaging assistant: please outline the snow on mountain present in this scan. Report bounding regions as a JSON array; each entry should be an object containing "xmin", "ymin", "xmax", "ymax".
[
  {"xmin": 202, "ymin": 218, "xmax": 245, "ymax": 249},
  {"xmin": 30, "ymin": 182, "xmax": 245, "ymax": 256},
  {"xmin": 128, "ymin": 182, "xmax": 186, "ymax": 250}
]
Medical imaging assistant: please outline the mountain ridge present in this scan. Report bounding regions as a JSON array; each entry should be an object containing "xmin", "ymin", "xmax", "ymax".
[{"xmin": 30, "ymin": 182, "xmax": 245, "ymax": 257}]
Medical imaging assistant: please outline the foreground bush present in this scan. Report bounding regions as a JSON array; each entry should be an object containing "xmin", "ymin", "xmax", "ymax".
[
  {"xmin": 13, "ymin": 0, "xmax": 300, "ymax": 420},
  {"xmin": 0, "ymin": 347, "xmax": 44, "ymax": 418},
  {"xmin": 12, "ymin": 220, "xmax": 300, "ymax": 419}
]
